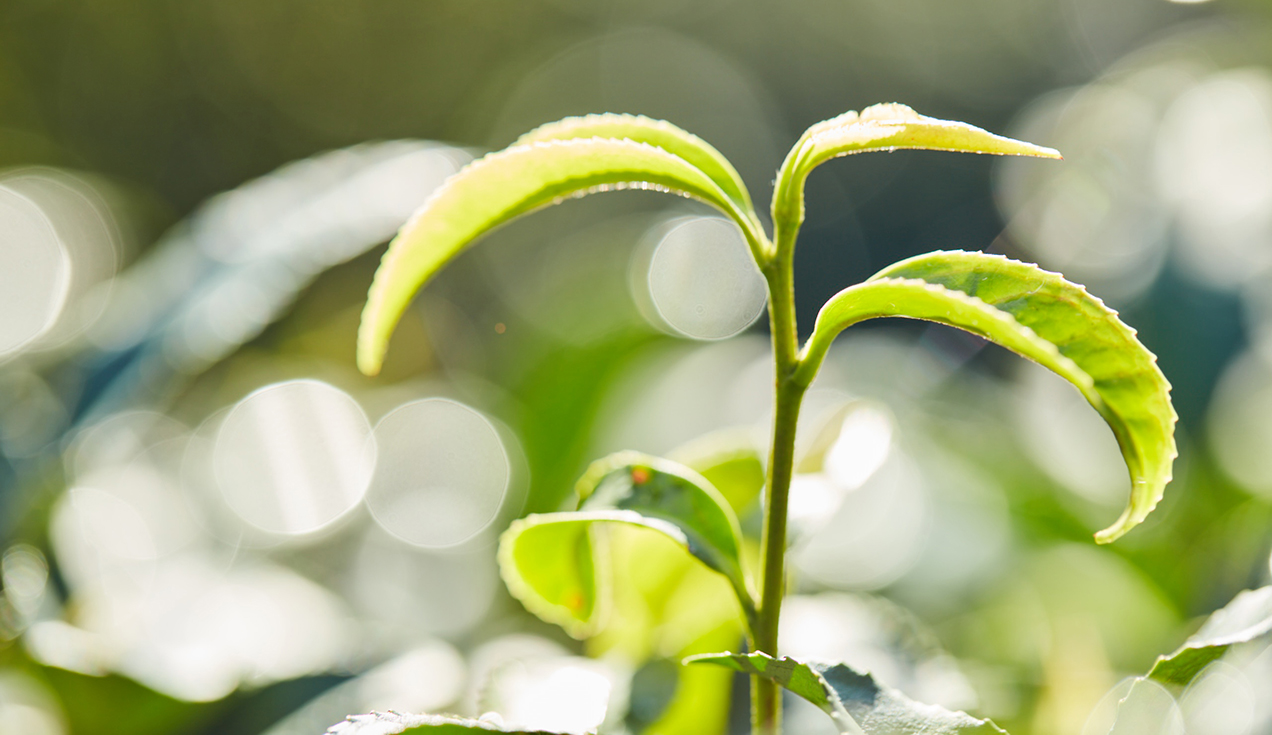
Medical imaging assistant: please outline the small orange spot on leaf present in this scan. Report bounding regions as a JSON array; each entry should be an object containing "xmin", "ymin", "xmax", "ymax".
[{"xmin": 631, "ymin": 467, "xmax": 650, "ymax": 484}]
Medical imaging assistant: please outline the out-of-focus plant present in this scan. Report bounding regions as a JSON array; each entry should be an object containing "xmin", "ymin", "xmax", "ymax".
[{"xmin": 337, "ymin": 105, "xmax": 1180, "ymax": 735}]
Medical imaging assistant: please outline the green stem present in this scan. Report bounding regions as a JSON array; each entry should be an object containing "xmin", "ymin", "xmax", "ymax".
[{"xmin": 752, "ymin": 226, "xmax": 806, "ymax": 735}]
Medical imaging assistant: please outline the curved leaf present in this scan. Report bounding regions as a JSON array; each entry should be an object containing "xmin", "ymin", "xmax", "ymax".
[
  {"xmin": 498, "ymin": 513, "xmax": 606, "ymax": 638},
  {"xmin": 666, "ymin": 428, "xmax": 766, "ymax": 513},
  {"xmin": 516, "ymin": 113, "xmax": 755, "ymax": 216},
  {"xmin": 1148, "ymin": 586, "xmax": 1272, "ymax": 687},
  {"xmin": 498, "ymin": 451, "xmax": 754, "ymax": 638},
  {"xmin": 798, "ymin": 251, "xmax": 1176, "ymax": 543},
  {"xmin": 327, "ymin": 712, "xmax": 564, "ymax": 735},
  {"xmin": 357, "ymin": 137, "xmax": 764, "ymax": 375},
  {"xmin": 772, "ymin": 104, "xmax": 1059, "ymax": 252},
  {"xmin": 686, "ymin": 652, "xmax": 1006, "ymax": 735}
]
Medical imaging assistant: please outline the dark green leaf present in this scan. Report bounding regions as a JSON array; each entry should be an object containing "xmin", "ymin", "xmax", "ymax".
[
  {"xmin": 357, "ymin": 136, "xmax": 765, "ymax": 375},
  {"xmin": 685, "ymin": 652, "xmax": 1006, "ymax": 735},
  {"xmin": 799, "ymin": 251, "xmax": 1176, "ymax": 543},
  {"xmin": 498, "ymin": 451, "xmax": 754, "ymax": 638}
]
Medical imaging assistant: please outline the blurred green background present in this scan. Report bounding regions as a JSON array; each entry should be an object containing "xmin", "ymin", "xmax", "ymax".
[{"xmin": 3, "ymin": 1, "xmax": 1272, "ymax": 734}]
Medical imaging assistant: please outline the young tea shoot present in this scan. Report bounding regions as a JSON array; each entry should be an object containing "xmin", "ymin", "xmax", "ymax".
[{"xmin": 343, "ymin": 104, "xmax": 1177, "ymax": 735}]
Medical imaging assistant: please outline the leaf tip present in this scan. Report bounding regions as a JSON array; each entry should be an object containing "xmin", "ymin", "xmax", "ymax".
[
  {"xmin": 1093, "ymin": 525, "xmax": 1125, "ymax": 545},
  {"xmin": 1004, "ymin": 141, "xmax": 1062, "ymax": 160},
  {"xmin": 356, "ymin": 310, "xmax": 387, "ymax": 377},
  {"xmin": 356, "ymin": 346, "xmax": 384, "ymax": 377}
]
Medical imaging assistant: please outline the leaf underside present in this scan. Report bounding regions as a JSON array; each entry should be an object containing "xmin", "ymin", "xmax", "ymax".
[
  {"xmin": 357, "ymin": 136, "xmax": 760, "ymax": 375},
  {"xmin": 773, "ymin": 103, "xmax": 1060, "ymax": 230},
  {"xmin": 498, "ymin": 451, "xmax": 752, "ymax": 638},
  {"xmin": 686, "ymin": 652, "xmax": 1006, "ymax": 735},
  {"xmin": 801, "ymin": 250, "xmax": 1175, "ymax": 543}
]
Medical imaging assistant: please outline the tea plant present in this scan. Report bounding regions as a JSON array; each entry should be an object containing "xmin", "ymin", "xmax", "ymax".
[{"xmin": 337, "ymin": 105, "xmax": 1181, "ymax": 735}]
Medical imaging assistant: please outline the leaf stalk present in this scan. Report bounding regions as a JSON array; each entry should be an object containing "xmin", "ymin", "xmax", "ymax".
[{"xmin": 753, "ymin": 222, "xmax": 807, "ymax": 735}]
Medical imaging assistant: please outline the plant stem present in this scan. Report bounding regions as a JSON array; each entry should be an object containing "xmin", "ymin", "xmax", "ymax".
[{"xmin": 753, "ymin": 235, "xmax": 806, "ymax": 735}]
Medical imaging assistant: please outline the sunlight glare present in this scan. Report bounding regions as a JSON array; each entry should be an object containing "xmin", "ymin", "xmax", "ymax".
[
  {"xmin": 366, "ymin": 399, "xmax": 511, "ymax": 549},
  {"xmin": 358, "ymin": 641, "xmax": 467, "ymax": 714},
  {"xmin": 214, "ymin": 380, "xmax": 374, "ymax": 536},
  {"xmin": 823, "ymin": 403, "xmax": 893, "ymax": 491},
  {"xmin": 0, "ymin": 186, "xmax": 70, "ymax": 358},
  {"xmin": 644, "ymin": 216, "xmax": 766, "ymax": 340}
]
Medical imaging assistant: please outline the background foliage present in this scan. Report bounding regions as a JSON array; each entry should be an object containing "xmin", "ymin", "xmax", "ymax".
[{"xmin": 3, "ymin": 1, "xmax": 1272, "ymax": 734}]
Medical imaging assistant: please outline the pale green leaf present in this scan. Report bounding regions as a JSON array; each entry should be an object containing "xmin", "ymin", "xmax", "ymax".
[
  {"xmin": 1148, "ymin": 586, "xmax": 1272, "ymax": 687},
  {"xmin": 772, "ymin": 104, "xmax": 1059, "ymax": 250},
  {"xmin": 516, "ymin": 113, "xmax": 755, "ymax": 216},
  {"xmin": 685, "ymin": 652, "xmax": 1006, "ymax": 735},
  {"xmin": 666, "ymin": 428, "xmax": 766, "ymax": 513},
  {"xmin": 498, "ymin": 451, "xmax": 753, "ymax": 638},
  {"xmin": 327, "ymin": 712, "xmax": 564, "ymax": 735},
  {"xmin": 798, "ymin": 251, "xmax": 1176, "ymax": 543},
  {"xmin": 357, "ymin": 137, "xmax": 764, "ymax": 375},
  {"xmin": 498, "ymin": 512, "xmax": 605, "ymax": 638}
]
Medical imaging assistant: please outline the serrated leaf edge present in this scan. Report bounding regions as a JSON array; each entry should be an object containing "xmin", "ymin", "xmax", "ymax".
[
  {"xmin": 871, "ymin": 250, "xmax": 1178, "ymax": 543},
  {"xmin": 771, "ymin": 103, "xmax": 1059, "ymax": 256},
  {"xmin": 798, "ymin": 274, "xmax": 1092, "ymax": 394},
  {"xmin": 685, "ymin": 652, "xmax": 1006, "ymax": 735},
  {"xmin": 497, "ymin": 512, "xmax": 612, "ymax": 640},
  {"xmin": 514, "ymin": 112, "xmax": 756, "ymax": 213},
  {"xmin": 358, "ymin": 136, "xmax": 764, "ymax": 375}
]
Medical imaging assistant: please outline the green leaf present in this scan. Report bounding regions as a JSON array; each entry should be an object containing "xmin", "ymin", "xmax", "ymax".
[
  {"xmin": 772, "ymin": 104, "xmax": 1059, "ymax": 250},
  {"xmin": 498, "ymin": 513, "xmax": 605, "ymax": 638},
  {"xmin": 516, "ymin": 113, "xmax": 756, "ymax": 216},
  {"xmin": 685, "ymin": 652, "xmax": 1006, "ymax": 735},
  {"xmin": 498, "ymin": 451, "xmax": 754, "ymax": 638},
  {"xmin": 798, "ymin": 250, "xmax": 1176, "ymax": 544},
  {"xmin": 327, "ymin": 712, "xmax": 565, "ymax": 735},
  {"xmin": 666, "ymin": 428, "xmax": 766, "ymax": 513},
  {"xmin": 357, "ymin": 136, "xmax": 765, "ymax": 375},
  {"xmin": 1096, "ymin": 587, "xmax": 1272, "ymax": 733},
  {"xmin": 1148, "ymin": 586, "xmax": 1272, "ymax": 687}
]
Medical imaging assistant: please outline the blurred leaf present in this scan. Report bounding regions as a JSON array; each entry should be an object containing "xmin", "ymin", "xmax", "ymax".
[
  {"xmin": 509, "ymin": 329, "xmax": 659, "ymax": 514},
  {"xmin": 1098, "ymin": 586, "xmax": 1272, "ymax": 732},
  {"xmin": 1148, "ymin": 586, "xmax": 1272, "ymax": 687},
  {"xmin": 326, "ymin": 712, "xmax": 563, "ymax": 735},
  {"xmin": 587, "ymin": 517, "xmax": 744, "ymax": 735},
  {"xmin": 686, "ymin": 652, "xmax": 1006, "ymax": 735},
  {"xmin": 800, "ymin": 251, "xmax": 1176, "ymax": 543},
  {"xmin": 576, "ymin": 452, "xmax": 751, "ymax": 600},
  {"xmin": 498, "ymin": 512, "xmax": 605, "ymax": 638},
  {"xmin": 772, "ymin": 103, "xmax": 1060, "ymax": 237},
  {"xmin": 585, "ymin": 447, "xmax": 754, "ymax": 735},
  {"xmin": 644, "ymin": 615, "xmax": 739, "ymax": 735},
  {"xmin": 625, "ymin": 658, "xmax": 681, "ymax": 733},
  {"xmin": 357, "ymin": 135, "xmax": 765, "ymax": 375},
  {"xmin": 667, "ymin": 429, "xmax": 766, "ymax": 514},
  {"xmin": 499, "ymin": 451, "xmax": 753, "ymax": 638},
  {"xmin": 516, "ymin": 114, "xmax": 756, "ymax": 215},
  {"xmin": 30, "ymin": 664, "xmax": 215, "ymax": 735}
]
